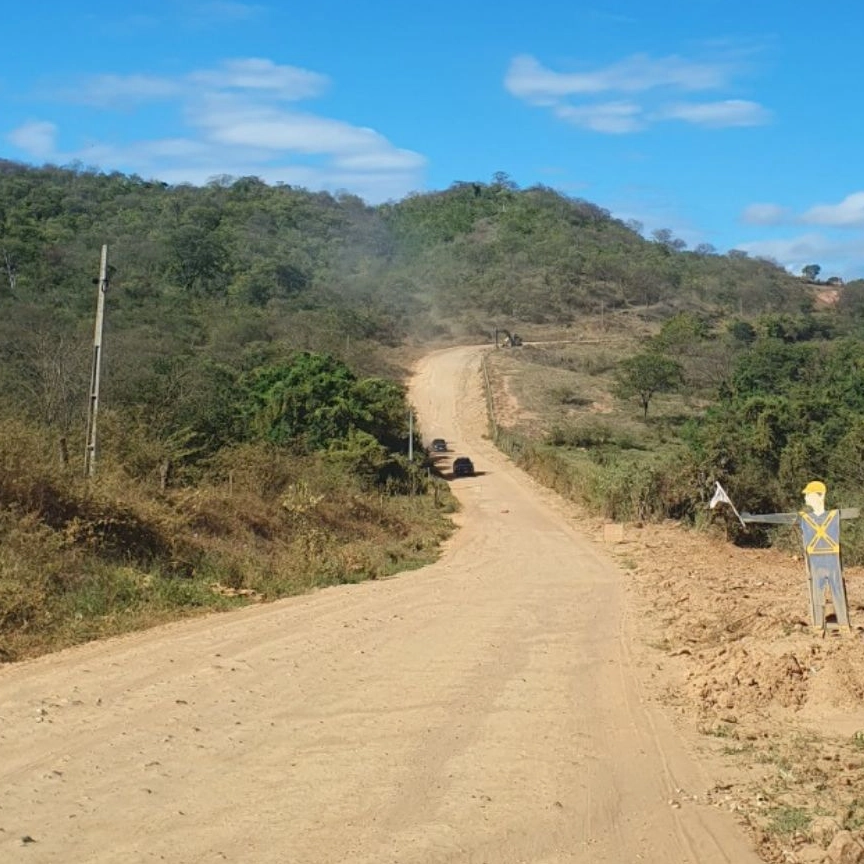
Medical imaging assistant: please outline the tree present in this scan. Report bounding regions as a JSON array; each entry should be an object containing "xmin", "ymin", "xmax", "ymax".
[
  {"xmin": 651, "ymin": 228, "xmax": 674, "ymax": 247},
  {"xmin": 0, "ymin": 306, "xmax": 89, "ymax": 431},
  {"xmin": 802, "ymin": 264, "xmax": 821, "ymax": 282},
  {"xmin": 163, "ymin": 223, "xmax": 229, "ymax": 296},
  {"xmin": 2, "ymin": 247, "xmax": 18, "ymax": 292},
  {"xmin": 241, "ymin": 352, "xmax": 410, "ymax": 453},
  {"xmin": 491, "ymin": 171, "xmax": 518, "ymax": 190},
  {"xmin": 728, "ymin": 320, "xmax": 757, "ymax": 345},
  {"xmin": 653, "ymin": 312, "xmax": 709, "ymax": 353},
  {"xmin": 614, "ymin": 352, "xmax": 682, "ymax": 419},
  {"xmin": 694, "ymin": 243, "xmax": 716, "ymax": 256}
]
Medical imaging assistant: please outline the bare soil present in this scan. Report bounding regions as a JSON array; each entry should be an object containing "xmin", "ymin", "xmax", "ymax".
[
  {"xmin": 486, "ymin": 342, "xmax": 864, "ymax": 864},
  {"xmin": 0, "ymin": 345, "xmax": 860, "ymax": 863},
  {"xmin": 610, "ymin": 520, "xmax": 864, "ymax": 864}
]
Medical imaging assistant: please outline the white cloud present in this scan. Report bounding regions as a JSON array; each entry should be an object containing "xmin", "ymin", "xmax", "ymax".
[
  {"xmin": 738, "ymin": 233, "xmax": 829, "ymax": 262},
  {"xmin": 186, "ymin": 97, "xmax": 423, "ymax": 173},
  {"xmin": 199, "ymin": 107, "xmax": 383, "ymax": 153},
  {"xmin": 14, "ymin": 57, "xmax": 425, "ymax": 203},
  {"xmin": 658, "ymin": 99, "xmax": 770, "ymax": 127},
  {"xmin": 733, "ymin": 194, "xmax": 864, "ymax": 278},
  {"xmin": 7, "ymin": 121, "xmax": 57, "ymax": 158},
  {"xmin": 555, "ymin": 101, "xmax": 643, "ymax": 134},
  {"xmin": 801, "ymin": 192, "xmax": 864, "ymax": 227},
  {"xmin": 736, "ymin": 232, "xmax": 864, "ymax": 280},
  {"xmin": 189, "ymin": 58, "xmax": 328, "ymax": 101},
  {"xmin": 505, "ymin": 50, "xmax": 770, "ymax": 134},
  {"xmin": 505, "ymin": 53, "xmax": 731, "ymax": 103},
  {"xmin": 742, "ymin": 203, "xmax": 791, "ymax": 225},
  {"xmin": 740, "ymin": 192, "xmax": 864, "ymax": 231},
  {"xmin": 63, "ymin": 59, "xmax": 327, "ymax": 107}
]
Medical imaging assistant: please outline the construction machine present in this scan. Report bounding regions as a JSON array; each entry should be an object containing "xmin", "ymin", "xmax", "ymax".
[{"xmin": 494, "ymin": 328, "xmax": 523, "ymax": 348}]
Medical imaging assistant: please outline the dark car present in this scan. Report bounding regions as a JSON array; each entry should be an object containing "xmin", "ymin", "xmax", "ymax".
[
  {"xmin": 452, "ymin": 456, "xmax": 475, "ymax": 477},
  {"xmin": 431, "ymin": 438, "xmax": 447, "ymax": 452}
]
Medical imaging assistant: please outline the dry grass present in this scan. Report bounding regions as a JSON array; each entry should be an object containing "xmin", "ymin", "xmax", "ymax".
[
  {"xmin": 484, "ymin": 333, "xmax": 715, "ymax": 524},
  {"xmin": 488, "ymin": 337, "xmax": 694, "ymax": 441},
  {"xmin": 0, "ymin": 423, "xmax": 456, "ymax": 662}
]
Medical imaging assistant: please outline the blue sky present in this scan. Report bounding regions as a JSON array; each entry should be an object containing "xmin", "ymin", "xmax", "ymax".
[{"xmin": 3, "ymin": 1, "xmax": 863, "ymax": 279}]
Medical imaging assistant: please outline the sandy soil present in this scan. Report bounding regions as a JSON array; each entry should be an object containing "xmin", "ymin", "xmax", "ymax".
[
  {"xmin": 483, "ymin": 344, "xmax": 864, "ymax": 864},
  {"xmin": 0, "ymin": 344, "xmax": 799, "ymax": 863},
  {"xmin": 609, "ymin": 521, "xmax": 864, "ymax": 864}
]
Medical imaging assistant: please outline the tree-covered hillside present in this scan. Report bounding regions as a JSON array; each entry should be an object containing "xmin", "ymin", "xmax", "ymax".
[
  {"xmin": 0, "ymin": 160, "xmax": 826, "ymax": 453},
  {"xmin": 2, "ymin": 160, "xmax": 814, "ymax": 325},
  {"xmin": 381, "ymin": 178, "xmax": 812, "ymax": 324}
]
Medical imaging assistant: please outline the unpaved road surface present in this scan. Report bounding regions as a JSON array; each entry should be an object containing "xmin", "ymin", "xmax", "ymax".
[{"xmin": 0, "ymin": 345, "xmax": 760, "ymax": 863}]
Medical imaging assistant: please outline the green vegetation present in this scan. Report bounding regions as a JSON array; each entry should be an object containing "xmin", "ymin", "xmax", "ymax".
[
  {"xmin": 3, "ymin": 158, "xmax": 864, "ymax": 658},
  {"xmin": 766, "ymin": 805, "xmax": 811, "ymax": 837},
  {"xmin": 485, "ymin": 303, "xmax": 864, "ymax": 561},
  {"xmin": 614, "ymin": 351, "xmax": 682, "ymax": 418}
]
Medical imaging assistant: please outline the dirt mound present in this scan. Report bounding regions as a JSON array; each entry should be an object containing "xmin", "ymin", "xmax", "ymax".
[
  {"xmin": 606, "ymin": 519, "xmax": 864, "ymax": 863},
  {"xmin": 689, "ymin": 644, "xmax": 811, "ymax": 716}
]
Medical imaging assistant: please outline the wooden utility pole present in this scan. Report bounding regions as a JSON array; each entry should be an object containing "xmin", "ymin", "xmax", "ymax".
[{"xmin": 84, "ymin": 245, "xmax": 109, "ymax": 478}]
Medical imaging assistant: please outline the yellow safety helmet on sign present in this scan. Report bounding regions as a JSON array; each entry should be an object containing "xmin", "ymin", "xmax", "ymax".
[{"xmin": 802, "ymin": 480, "xmax": 826, "ymax": 496}]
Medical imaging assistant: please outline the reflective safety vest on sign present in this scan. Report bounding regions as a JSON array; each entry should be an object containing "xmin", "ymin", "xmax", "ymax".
[{"xmin": 799, "ymin": 510, "xmax": 840, "ymax": 555}]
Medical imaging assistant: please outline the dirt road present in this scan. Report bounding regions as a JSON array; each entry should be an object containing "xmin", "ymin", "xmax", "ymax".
[{"xmin": 0, "ymin": 345, "xmax": 761, "ymax": 863}]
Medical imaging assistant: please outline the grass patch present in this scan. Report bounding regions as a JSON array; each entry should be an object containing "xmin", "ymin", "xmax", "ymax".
[
  {"xmin": 843, "ymin": 798, "xmax": 864, "ymax": 831},
  {"xmin": 766, "ymin": 805, "xmax": 811, "ymax": 837},
  {"xmin": 706, "ymin": 723, "xmax": 736, "ymax": 739},
  {"xmin": 721, "ymin": 742, "xmax": 755, "ymax": 756},
  {"xmin": 547, "ymin": 419, "xmax": 641, "ymax": 451}
]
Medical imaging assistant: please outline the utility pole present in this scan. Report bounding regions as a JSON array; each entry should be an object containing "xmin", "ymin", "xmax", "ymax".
[{"xmin": 84, "ymin": 245, "xmax": 109, "ymax": 478}]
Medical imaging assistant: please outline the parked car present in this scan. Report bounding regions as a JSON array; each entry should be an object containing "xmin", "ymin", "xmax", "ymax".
[
  {"xmin": 452, "ymin": 456, "xmax": 475, "ymax": 477},
  {"xmin": 431, "ymin": 438, "xmax": 447, "ymax": 452}
]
